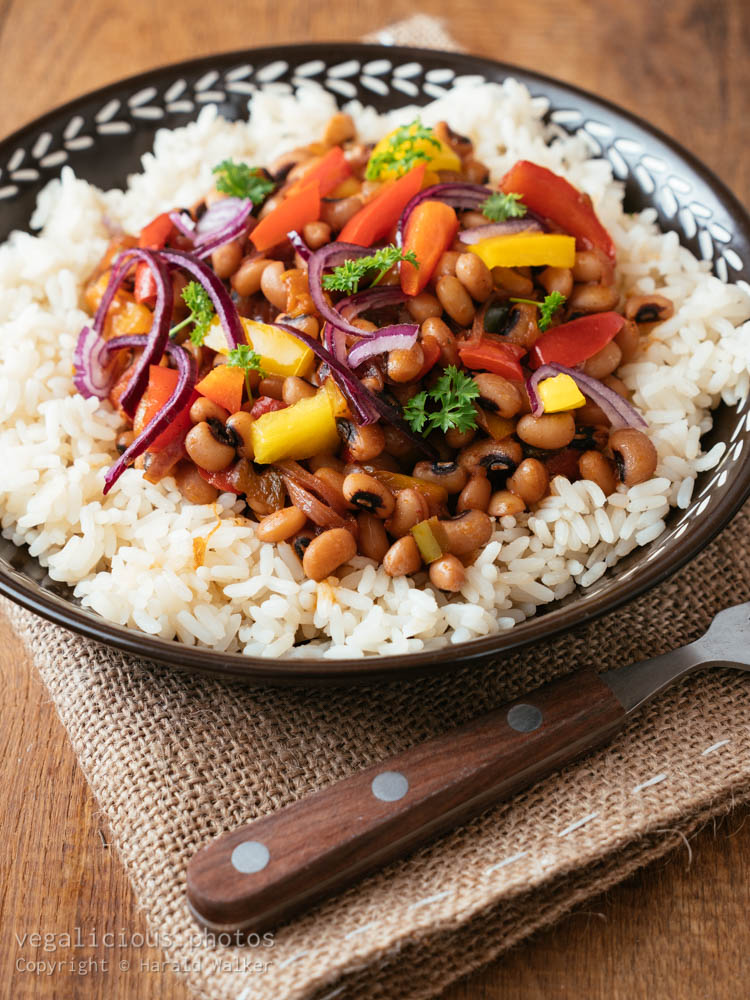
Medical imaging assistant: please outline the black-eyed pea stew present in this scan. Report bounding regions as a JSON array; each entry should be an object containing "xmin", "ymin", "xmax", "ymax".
[{"xmin": 87, "ymin": 112, "xmax": 671, "ymax": 591}]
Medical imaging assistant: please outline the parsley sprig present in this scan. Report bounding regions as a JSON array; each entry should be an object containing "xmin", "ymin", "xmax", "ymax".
[
  {"xmin": 366, "ymin": 119, "xmax": 442, "ymax": 181},
  {"xmin": 510, "ymin": 291, "xmax": 567, "ymax": 332},
  {"xmin": 404, "ymin": 366, "xmax": 480, "ymax": 436},
  {"xmin": 322, "ymin": 245, "xmax": 418, "ymax": 296},
  {"xmin": 226, "ymin": 344, "xmax": 265, "ymax": 396},
  {"xmin": 169, "ymin": 282, "xmax": 215, "ymax": 345},
  {"xmin": 212, "ymin": 159, "xmax": 275, "ymax": 206},
  {"xmin": 481, "ymin": 191, "xmax": 527, "ymax": 222}
]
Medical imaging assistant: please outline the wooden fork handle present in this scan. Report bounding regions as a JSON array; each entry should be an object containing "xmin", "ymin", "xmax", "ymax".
[{"xmin": 186, "ymin": 667, "xmax": 626, "ymax": 933}]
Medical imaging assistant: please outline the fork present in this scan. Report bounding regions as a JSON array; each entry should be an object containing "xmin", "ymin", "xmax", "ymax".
[{"xmin": 187, "ymin": 602, "xmax": 749, "ymax": 934}]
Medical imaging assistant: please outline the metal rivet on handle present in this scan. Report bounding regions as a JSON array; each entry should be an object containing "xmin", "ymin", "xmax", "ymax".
[
  {"xmin": 231, "ymin": 840, "xmax": 270, "ymax": 874},
  {"xmin": 371, "ymin": 771, "xmax": 409, "ymax": 802},
  {"xmin": 506, "ymin": 704, "xmax": 543, "ymax": 733}
]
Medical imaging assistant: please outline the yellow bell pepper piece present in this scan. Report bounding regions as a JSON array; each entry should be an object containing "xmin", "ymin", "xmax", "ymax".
[
  {"xmin": 367, "ymin": 123, "xmax": 461, "ymax": 181},
  {"xmin": 323, "ymin": 377, "xmax": 351, "ymax": 419},
  {"xmin": 203, "ymin": 317, "xmax": 314, "ymax": 378},
  {"xmin": 469, "ymin": 233, "xmax": 576, "ymax": 269},
  {"xmin": 250, "ymin": 388, "xmax": 339, "ymax": 465},
  {"xmin": 537, "ymin": 373, "xmax": 586, "ymax": 413}
]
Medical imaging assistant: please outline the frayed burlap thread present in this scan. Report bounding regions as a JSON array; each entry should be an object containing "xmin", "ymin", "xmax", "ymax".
[
  {"xmin": 6, "ymin": 17, "xmax": 750, "ymax": 999},
  {"xmin": 6, "ymin": 498, "xmax": 750, "ymax": 1000}
]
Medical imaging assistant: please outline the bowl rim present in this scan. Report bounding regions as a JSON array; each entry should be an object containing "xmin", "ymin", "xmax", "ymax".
[{"xmin": 1, "ymin": 41, "xmax": 749, "ymax": 685}]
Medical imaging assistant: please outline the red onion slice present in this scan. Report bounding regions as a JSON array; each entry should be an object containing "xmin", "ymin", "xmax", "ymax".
[
  {"xmin": 73, "ymin": 325, "xmax": 121, "ymax": 400},
  {"xmin": 287, "ymin": 229, "xmax": 312, "ymax": 262},
  {"xmin": 274, "ymin": 459, "xmax": 351, "ymax": 516},
  {"xmin": 336, "ymin": 285, "xmax": 409, "ymax": 323},
  {"xmin": 308, "ymin": 242, "xmax": 418, "ymax": 343},
  {"xmin": 396, "ymin": 182, "xmax": 492, "ymax": 245},
  {"xmin": 459, "ymin": 218, "xmax": 542, "ymax": 244},
  {"xmin": 282, "ymin": 477, "xmax": 350, "ymax": 530},
  {"xmin": 194, "ymin": 198, "xmax": 254, "ymax": 258},
  {"xmin": 527, "ymin": 363, "xmax": 647, "ymax": 429},
  {"xmin": 77, "ymin": 248, "xmax": 173, "ymax": 418},
  {"xmin": 100, "ymin": 335, "xmax": 197, "ymax": 494},
  {"xmin": 271, "ymin": 320, "xmax": 436, "ymax": 457},
  {"xmin": 347, "ymin": 327, "xmax": 419, "ymax": 368},
  {"xmin": 169, "ymin": 210, "xmax": 196, "ymax": 239},
  {"xmin": 158, "ymin": 247, "xmax": 245, "ymax": 350}
]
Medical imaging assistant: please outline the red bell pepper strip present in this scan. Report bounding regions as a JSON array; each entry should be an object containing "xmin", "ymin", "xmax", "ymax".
[
  {"xmin": 195, "ymin": 365, "xmax": 245, "ymax": 415},
  {"xmin": 134, "ymin": 212, "xmax": 175, "ymax": 305},
  {"xmin": 400, "ymin": 200, "xmax": 459, "ymax": 296},
  {"xmin": 529, "ymin": 312, "xmax": 625, "ymax": 369},
  {"xmin": 132, "ymin": 365, "xmax": 195, "ymax": 452},
  {"xmin": 338, "ymin": 163, "xmax": 426, "ymax": 246},
  {"xmin": 288, "ymin": 146, "xmax": 351, "ymax": 198},
  {"xmin": 500, "ymin": 160, "xmax": 616, "ymax": 261},
  {"xmin": 458, "ymin": 340, "xmax": 526, "ymax": 381},
  {"xmin": 250, "ymin": 182, "xmax": 321, "ymax": 252},
  {"xmin": 415, "ymin": 337, "xmax": 441, "ymax": 381}
]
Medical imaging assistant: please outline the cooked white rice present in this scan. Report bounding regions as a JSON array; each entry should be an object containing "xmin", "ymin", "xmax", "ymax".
[{"xmin": 1, "ymin": 79, "xmax": 749, "ymax": 658}]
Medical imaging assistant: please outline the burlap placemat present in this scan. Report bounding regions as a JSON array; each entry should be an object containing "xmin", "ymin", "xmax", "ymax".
[{"xmin": 5, "ymin": 16, "xmax": 750, "ymax": 1000}]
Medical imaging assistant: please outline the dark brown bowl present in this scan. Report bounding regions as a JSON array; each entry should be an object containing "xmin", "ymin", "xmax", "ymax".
[{"xmin": 1, "ymin": 43, "xmax": 748, "ymax": 685}]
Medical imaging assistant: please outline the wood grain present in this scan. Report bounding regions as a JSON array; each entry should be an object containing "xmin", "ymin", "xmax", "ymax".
[
  {"xmin": 187, "ymin": 670, "xmax": 625, "ymax": 932},
  {"xmin": 1, "ymin": 0, "xmax": 749, "ymax": 997}
]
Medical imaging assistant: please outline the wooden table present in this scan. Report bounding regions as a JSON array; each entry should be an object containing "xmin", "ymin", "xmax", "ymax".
[{"xmin": 1, "ymin": 1, "xmax": 748, "ymax": 997}]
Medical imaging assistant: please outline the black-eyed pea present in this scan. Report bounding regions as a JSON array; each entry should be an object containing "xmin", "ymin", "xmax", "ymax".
[
  {"xmin": 507, "ymin": 458, "xmax": 549, "ymax": 505},
  {"xmin": 567, "ymin": 283, "xmax": 619, "ymax": 313},
  {"xmin": 231, "ymin": 256, "xmax": 272, "ymax": 297},
  {"xmin": 189, "ymin": 397, "xmax": 229, "ymax": 425},
  {"xmin": 357, "ymin": 512, "xmax": 390, "ymax": 562},
  {"xmin": 302, "ymin": 527, "xmax": 357, "ymax": 581},
  {"xmin": 456, "ymin": 472, "xmax": 492, "ymax": 513},
  {"xmin": 488, "ymin": 489, "xmax": 526, "ymax": 518},
  {"xmin": 282, "ymin": 376, "xmax": 317, "ymax": 405},
  {"xmin": 473, "ymin": 373, "xmax": 523, "ymax": 418},
  {"xmin": 581, "ymin": 340, "xmax": 622, "ymax": 380},
  {"xmin": 406, "ymin": 291, "xmax": 442, "ymax": 323},
  {"xmin": 276, "ymin": 312, "xmax": 320, "ymax": 339},
  {"xmin": 539, "ymin": 266, "xmax": 573, "ymax": 298},
  {"xmin": 258, "ymin": 375, "xmax": 285, "ymax": 400},
  {"xmin": 609, "ymin": 429, "xmax": 658, "ymax": 486},
  {"xmin": 614, "ymin": 319, "xmax": 640, "ymax": 363},
  {"xmin": 301, "ymin": 220, "xmax": 332, "ymax": 250},
  {"xmin": 336, "ymin": 419, "xmax": 385, "ymax": 462},
  {"xmin": 462, "ymin": 158, "xmax": 490, "ymax": 184},
  {"xmin": 457, "ymin": 438, "xmax": 523, "ymax": 475},
  {"xmin": 314, "ymin": 467, "xmax": 350, "ymax": 506},
  {"xmin": 572, "ymin": 249, "xmax": 612, "ymax": 284},
  {"xmin": 323, "ymin": 111, "xmax": 355, "ymax": 146},
  {"xmin": 173, "ymin": 462, "xmax": 220, "ymax": 505},
  {"xmin": 384, "ymin": 488, "xmax": 430, "ymax": 538},
  {"xmin": 211, "ymin": 239, "xmax": 243, "ymax": 280},
  {"xmin": 260, "ymin": 260, "xmax": 288, "ymax": 311},
  {"xmin": 491, "ymin": 266, "xmax": 534, "ymax": 296},
  {"xmin": 225, "ymin": 411, "xmax": 255, "ymax": 460},
  {"xmin": 578, "ymin": 450, "xmax": 618, "ymax": 495},
  {"xmin": 428, "ymin": 554, "xmax": 466, "ymax": 592},
  {"xmin": 184, "ymin": 420, "xmax": 236, "ymax": 472},
  {"xmin": 624, "ymin": 294, "xmax": 674, "ymax": 325},
  {"xmin": 420, "ymin": 316, "xmax": 459, "ymax": 367},
  {"xmin": 445, "ymin": 425, "xmax": 476, "ymax": 450},
  {"xmin": 412, "ymin": 461, "xmax": 468, "ymax": 494},
  {"xmin": 321, "ymin": 195, "xmax": 364, "ymax": 232},
  {"xmin": 386, "ymin": 344, "xmax": 424, "ymax": 383},
  {"xmin": 436, "ymin": 275, "xmax": 475, "ymax": 326},
  {"xmin": 256, "ymin": 506, "xmax": 308, "ymax": 543},
  {"xmin": 382, "ymin": 535, "xmax": 422, "ymax": 577},
  {"xmin": 342, "ymin": 472, "xmax": 395, "ymax": 518},
  {"xmin": 455, "ymin": 252, "xmax": 493, "ymax": 302},
  {"xmin": 516, "ymin": 413, "xmax": 576, "ymax": 450},
  {"xmin": 438, "ymin": 509, "xmax": 493, "ymax": 556},
  {"xmin": 432, "ymin": 250, "xmax": 461, "ymax": 281}
]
